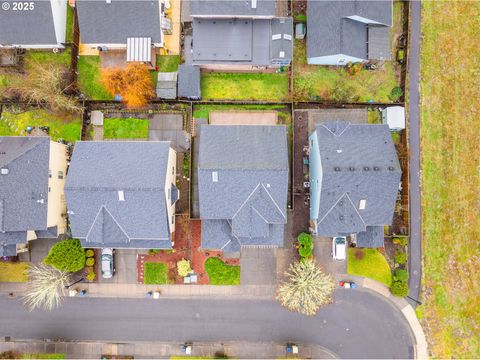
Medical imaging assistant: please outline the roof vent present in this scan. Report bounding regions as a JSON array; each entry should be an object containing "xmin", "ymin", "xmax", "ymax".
[
  {"xmin": 36, "ymin": 199, "xmax": 45, "ymax": 204},
  {"xmin": 118, "ymin": 190, "xmax": 125, "ymax": 201},
  {"xmin": 363, "ymin": 166, "xmax": 370, "ymax": 171},
  {"xmin": 339, "ymin": 215, "xmax": 345, "ymax": 221},
  {"xmin": 334, "ymin": 167, "xmax": 341, "ymax": 171},
  {"xmin": 212, "ymin": 171, "xmax": 218, "ymax": 182},
  {"xmin": 349, "ymin": 166, "xmax": 355, "ymax": 171},
  {"xmin": 266, "ymin": 183, "xmax": 271, "ymax": 188},
  {"xmin": 373, "ymin": 166, "xmax": 380, "ymax": 171},
  {"xmin": 251, "ymin": 0, "xmax": 257, "ymax": 8},
  {"xmin": 359, "ymin": 199, "xmax": 366, "ymax": 210},
  {"xmin": 388, "ymin": 166, "xmax": 395, "ymax": 171},
  {"xmin": 0, "ymin": 168, "xmax": 8, "ymax": 175},
  {"xmin": 106, "ymin": 0, "xmax": 111, "ymax": 3},
  {"xmin": 279, "ymin": 51, "xmax": 285, "ymax": 58}
]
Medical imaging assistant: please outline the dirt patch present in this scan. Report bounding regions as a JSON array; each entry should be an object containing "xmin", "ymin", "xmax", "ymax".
[{"xmin": 209, "ymin": 111, "xmax": 278, "ymax": 125}]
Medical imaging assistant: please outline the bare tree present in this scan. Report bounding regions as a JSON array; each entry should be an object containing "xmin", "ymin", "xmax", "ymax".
[
  {"xmin": 277, "ymin": 260, "xmax": 336, "ymax": 316},
  {"xmin": 23, "ymin": 264, "xmax": 71, "ymax": 311}
]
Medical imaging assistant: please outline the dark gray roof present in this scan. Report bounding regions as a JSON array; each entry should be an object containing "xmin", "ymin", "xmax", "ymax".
[
  {"xmin": 314, "ymin": 122, "xmax": 401, "ymax": 237},
  {"xmin": 368, "ymin": 26, "xmax": 391, "ymax": 60},
  {"xmin": 270, "ymin": 18, "xmax": 293, "ymax": 62},
  {"xmin": 76, "ymin": 0, "xmax": 162, "ymax": 44},
  {"xmin": 0, "ymin": 0, "xmax": 57, "ymax": 45},
  {"xmin": 178, "ymin": 65, "xmax": 201, "ymax": 99},
  {"xmin": 356, "ymin": 226, "xmax": 384, "ymax": 248},
  {"xmin": 190, "ymin": 0, "xmax": 276, "ymax": 17},
  {"xmin": 307, "ymin": 0, "xmax": 392, "ymax": 60},
  {"xmin": 65, "ymin": 141, "xmax": 173, "ymax": 249},
  {"xmin": 35, "ymin": 226, "xmax": 58, "ymax": 239},
  {"xmin": 156, "ymin": 72, "xmax": 177, "ymax": 99},
  {"xmin": 0, "ymin": 244, "xmax": 17, "ymax": 257},
  {"xmin": 198, "ymin": 125, "xmax": 288, "ymax": 249}
]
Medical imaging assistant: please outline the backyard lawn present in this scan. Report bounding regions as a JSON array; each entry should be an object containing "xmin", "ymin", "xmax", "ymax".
[
  {"xmin": 0, "ymin": 262, "xmax": 29, "ymax": 283},
  {"xmin": 205, "ymin": 257, "xmax": 240, "ymax": 285},
  {"xmin": 420, "ymin": 1, "xmax": 480, "ymax": 358},
  {"xmin": 22, "ymin": 354, "xmax": 65, "ymax": 359},
  {"xmin": 103, "ymin": 118, "xmax": 149, "ymax": 139},
  {"xmin": 77, "ymin": 56, "xmax": 113, "ymax": 100},
  {"xmin": 144, "ymin": 262, "xmax": 170, "ymax": 284},
  {"xmin": 201, "ymin": 72, "xmax": 289, "ymax": 101},
  {"xmin": 25, "ymin": 49, "xmax": 71, "ymax": 68},
  {"xmin": 347, "ymin": 249, "xmax": 392, "ymax": 286},
  {"xmin": 0, "ymin": 108, "xmax": 82, "ymax": 142}
]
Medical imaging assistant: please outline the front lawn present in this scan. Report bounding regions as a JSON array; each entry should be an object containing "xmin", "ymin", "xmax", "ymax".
[
  {"xmin": 22, "ymin": 354, "xmax": 65, "ymax": 359},
  {"xmin": 201, "ymin": 72, "xmax": 289, "ymax": 101},
  {"xmin": 0, "ymin": 262, "xmax": 29, "ymax": 283},
  {"xmin": 103, "ymin": 118, "xmax": 149, "ymax": 139},
  {"xmin": 0, "ymin": 108, "xmax": 82, "ymax": 142},
  {"xmin": 77, "ymin": 56, "xmax": 113, "ymax": 100},
  {"xmin": 144, "ymin": 262, "xmax": 170, "ymax": 284},
  {"xmin": 205, "ymin": 257, "xmax": 240, "ymax": 285},
  {"xmin": 347, "ymin": 248, "xmax": 392, "ymax": 286}
]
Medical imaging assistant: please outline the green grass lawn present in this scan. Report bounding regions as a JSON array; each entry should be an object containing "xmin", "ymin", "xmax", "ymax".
[
  {"xmin": 0, "ymin": 262, "xmax": 29, "ymax": 283},
  {"xmin": 347, "ymin": 249, "xmax": 392, "ymax": 286},
  {"xmin": 22, "ymin": 354, "xmax": 65, "ymax": 359},
  {"xmin": 144, "ymin": 262, "xmax": 170, "ymax": 284},
  {"xmin": 192, "ymin": 104, "xmax": 289, "ymax": 119},
  {"xmin": 0, "ymin": 108, "xmax": 82, "ymax": 142},
  {"xmin": 103, "ymin": 118, "xmax": 149, "ymax": 139},
  {"xmin": 150, "ymin": 55, "xmax": 181, "ymax": 85},
  {"xmin": 201, "ymin": 72, "xmax": 289, "ymax": 101},
  {"xmin": 77, "ymin": 56, "xmax": 113, "ymax": 100},
  {"xmin": 205, "ymin": 258, "xmax": 240, "ymax": 285},
  {"xmin": 25, "ymin": 49, "xmax": 71, "ymax": 69}
]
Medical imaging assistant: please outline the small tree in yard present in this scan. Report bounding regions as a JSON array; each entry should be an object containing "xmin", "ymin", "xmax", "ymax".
[
  {"xmin": 43, "ymin": 239, "xmax": 85, "ymax": 272},
  {"xmin": 177, "ymin": 259, "xmax": 192, "ymax": 277},
  {"xmin": 23, "ymin": 264, "xmax": 70, "ymax": 311},
  {"xmin": 277, "ymin": 260, "xmax": 336, "ymax": 316},
  {"xmin": 101, "ymin": 63, "xmax": 154, "ymax": 108}
]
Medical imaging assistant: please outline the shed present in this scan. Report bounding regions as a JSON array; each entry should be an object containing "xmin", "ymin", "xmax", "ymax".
[
  {"xmin": 156, "ymin": 72, "xmax": 178, "ymax": 99},
  {"xmin": 382, "ymin": 106, "xmax": 405, "ymax": 131},
  {"xmin": 178, "ymin": 65, "xmax": 201, "ymax": 100},
  {"xmin": 295, "ymin": 23, "xmax": 306, "ymax": 40},
  {"xmin": 90, "ymin": 111, "xmax": 104, "ymax": 126}
]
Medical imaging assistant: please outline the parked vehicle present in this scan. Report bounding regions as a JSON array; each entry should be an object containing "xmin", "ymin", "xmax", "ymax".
[
  {"xmin": 332, "ymin": 237, "xmax": 346, "ymax": 261},
  {"xmin": 101, "ymin": 248, "xmax": 115, "ymax": 279},
  {"xmin": 339, "ymin": 281, "xmax": 357, "ymax": 289}
]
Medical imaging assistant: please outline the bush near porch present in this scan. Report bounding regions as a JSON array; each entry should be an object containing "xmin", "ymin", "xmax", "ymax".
[
  {"xmin": 205, "ymin": 257, "xmax": 240, "ymax": 285},
  {"xmin": 347, "ymin": 248, "xmax": 392, "ymax": 286},
  {"xmin": 144, "ymin": 262, "xmax": 170, "ymax": 284}
]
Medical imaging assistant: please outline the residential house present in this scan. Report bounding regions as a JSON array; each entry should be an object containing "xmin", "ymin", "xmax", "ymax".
[
  {"xmin": 76, "ymin": 0, "xmax": 170, "ymax": 66},
  {"xmin": 309, "ymin": 121, "xmax": 401, "ymax": 248},
  {"xmin": 189, "ymin": 0, "xmax": 293, "ymax": 69},
  {"xmin": 0, "ymin": 137, "xmax": 68, "ymax": 256},
  {"xmin": 307, "ymin": 0, "xmax": 392, "ymax": 65},
  {"xmin": 198, "ymin": 125, "xmax": 289, "ymax": 252},
  {"xmin": 0, "ymin": 0, "xmax": 67, "ymax": 49},
  {"xmin": 64, "ymin": 141, "xmax": 178, "ymax": 249}
]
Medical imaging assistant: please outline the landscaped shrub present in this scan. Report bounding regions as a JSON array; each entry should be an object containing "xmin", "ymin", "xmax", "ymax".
[
  {"xmin": 392, "ymin": 237, "xmax": 408, "ymax": 246},
  {"xmin": 85, "ymin": 257, "xmax": 95, "ymax": 267},
  {"xmin": 177, "ymin": 259, "xmax": 192, "ymax": 277},
  {"xmin": 148, "ymin": 249, "xmax": 161, "ymax": 255},
  {"xmin": 43, "ymin": 239, "xmax": 85, "ymax": 272},
  {"xmin": 86, "ymin": 272, "xmax": 96, "ymax": 281},
  {"xmin": 346, "ymin": 62, "xmax": 363, "ymax": 76},
  {"xmin": 297, "ymin": 232, "xmax": 313, "ymax": 258},
  {"xmin": 353, "ymin": 248, "xmax": 365, "ymax": 260},
  {"xmin": 390, "ymin": 280, "xmax": 409, "ymax": 297},
  {"xmin": 390, "ymin": 86, "xmax": 404, "ymax": 101},
  {"xmin": 394, "ymin": 268, "xmax": 409, "ymax": 282},
  {"xmin": 394, "ymin": 251, "xmax": 408, "ymax": 265},
  {"xmin": 85, "ymin": 249, "xmax": 94, "ymax": 257}
]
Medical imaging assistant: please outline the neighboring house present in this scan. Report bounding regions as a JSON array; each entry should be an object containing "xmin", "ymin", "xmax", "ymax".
[
  {"xmin": 0, "ymin": 137, "xmax": 68, "ymax": 256},
  {"xmin": 309, "ymin": 121, "xmax": 401, "ymax": 248},
  {"xmin": 65, "ymin": 141, "xmax": 178, "ymax": 249},
  {"xmin": 189, "ymin": 0, "xmax": 293, "ymax": 69},
  {"xmin": 76, "ymin": 0, "xmax": 169, "ymax": 65},
  {"xmin": 0, "ymin": 0, "xmax": 67, "ymax": 49},
  {"xmin": 307, "ymin": 0, "xmax": 392, "ymax": 65},
  {"xmin": 198, "ymin": 125, "xmax": 289, "ymax": 252}
]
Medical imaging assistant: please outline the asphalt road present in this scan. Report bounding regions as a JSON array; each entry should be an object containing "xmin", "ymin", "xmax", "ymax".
[
  {"xmin": 407, "ymin": 0, "xmax": 423, "ymax": 307},
  {"xmin": 0, "ymin": 289, "xmax": 414, "ymax": 359}
]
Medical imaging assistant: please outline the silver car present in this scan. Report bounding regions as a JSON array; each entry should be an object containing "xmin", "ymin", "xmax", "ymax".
[
  {"xmin": 332, "ymin": 237, "xmax": 347, "ymax": 261},
  {"xmin": 101, "ymin": 248, "xmax": 115, "ymax": 279}
]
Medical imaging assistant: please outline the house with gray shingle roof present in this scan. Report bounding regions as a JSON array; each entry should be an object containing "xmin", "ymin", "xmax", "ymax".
[
  {"xmin": 0, "ymin": 137, "xmax": 68, "ymax": 256},
  {"xmin": 0, "ymin": 0, "xmax": 67, "ymax": 49},
  {"xmin": 198, "ymin": 125, "xmax": 289, "ymax": 252},
  {"xmin": 307, "ymin": 0, "xmax": 392, "ymax": 66},
  {"xmin": 189, "ymin": 0, "xmax": 293, "ymax": 68},
  {"xmin": 65, "ymin": 141, "xmax": 178, "ymax": 249},
  {"xmin": 309, "ymin": 121, "xmax": 401, "ymax": 248}
]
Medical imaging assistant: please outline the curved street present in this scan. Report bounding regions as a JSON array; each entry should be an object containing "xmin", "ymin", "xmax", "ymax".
[{"xmin": 0, "ymin": 288, "xmax": 414, "ymax": 359}]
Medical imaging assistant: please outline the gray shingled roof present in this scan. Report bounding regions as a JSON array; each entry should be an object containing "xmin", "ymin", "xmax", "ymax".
[
  {"xmin": 0, "ymin": 244, "xmax": 17, "ymax": 257},
  {"xmin": 76, "ymin": 0, "xmax": 162, "ymax": 44},
  {"xmin": 368, "ymin": 26, "xmax": 391, "ymax": 60},
  {"xmin": 314, "ymin": 122, "xmax": 401, "ymax": 238},
  {"xmin": 190, "ymin": 0, "xmax": 276, "ymax": 17},
  {"xmin": 198, "ymin": 125, "xmax": 288, "ymax": 249},
  {"xmin": 65, "ymin": 141, "xmax": 173, "ymax": 249},
  {"xmin": 0, "ymin": 0, "xmax": 57, "ymax": 45},
  {"xmin": 307, "ymin": 0, "xmax": 392, "ymax": 60},
  {"xmin": 178, "ymin": 65, "xmax": 201, "ymax": 99},
  {"xmin": 356, "ymin": 226, "xmax": 384, "ymax": 248}
]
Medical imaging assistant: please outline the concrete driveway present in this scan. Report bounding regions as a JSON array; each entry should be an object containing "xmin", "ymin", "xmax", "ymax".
[
  {"xmin": 314, "ymin": 236, "xmax": 347, "ymax": 276},
  {"xmin": 148, "ymin": 114, "xmax": 190, "ymax": 152},
  {"xmin": 240, "ymin": 247, "xmax": 277, "ymax": 285},
  {"xmin": 97, "ymin": 249, "xmax": 139, "ymax": 284},
  {"xmin": 209, "ymin": 111, "xmax": 278, "ymax": 125}
]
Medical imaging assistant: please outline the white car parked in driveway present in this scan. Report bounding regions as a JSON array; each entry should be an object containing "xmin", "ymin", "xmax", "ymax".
[
  {"xmin": 101, "ymin": 248, "xmax": 115, "ymax": 279},
  {"xmin": 332, "ymin": 237, "xmax": 347, "ymax": 261}
]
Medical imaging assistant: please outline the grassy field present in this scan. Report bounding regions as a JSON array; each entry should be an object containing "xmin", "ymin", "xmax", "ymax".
[
  {"xmin": 201, "ymin": 72, "xmax": 289, "ymax": 101},
  {"xmin": 205, "ymin": 258, "xmax": 240, "ymax": 285},
  {"xmin": 103, "ymin": 118, "xmax": 149, "ymax": 139},
  {"xmin": 144, "ymin": 262, "xmax": 170, "ymax": 284},
  {"xmin": 0, "ymin": 262, "xmax": 29, "ymax": 283},
  {"xmin": 347, "ymin": 249, "xmax": 392, "ymax": 286},
  {"xmin": 0, "ymin": 108, "xmax": 82, "ymax": 142},
  {"xmin": 77, "ymin": 56, "xmax": 113, "ymax": 100},
  {"xmin": 420, "ymin": 1, "xmax": 480, "ymax": 358}
]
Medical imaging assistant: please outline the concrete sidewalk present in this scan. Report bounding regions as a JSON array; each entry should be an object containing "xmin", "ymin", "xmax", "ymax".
[{"xmin": 0, "ymin": 340, "xmax": 337, "ymax": 359}]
